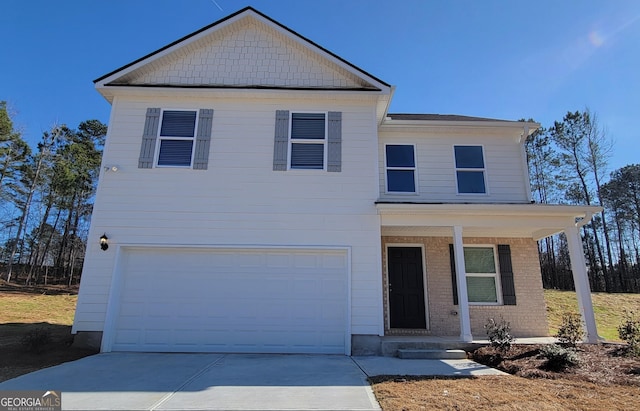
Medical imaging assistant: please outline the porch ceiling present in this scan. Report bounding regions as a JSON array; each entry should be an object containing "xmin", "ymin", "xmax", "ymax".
[{"xmin": 376, "ymin": 203, "xmax": 603, "ymax": 240}]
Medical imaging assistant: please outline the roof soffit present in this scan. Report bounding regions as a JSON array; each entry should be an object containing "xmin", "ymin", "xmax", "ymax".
[{"xmin": 95, "ymin": 8, "xmax": 390, "ymax": 93}]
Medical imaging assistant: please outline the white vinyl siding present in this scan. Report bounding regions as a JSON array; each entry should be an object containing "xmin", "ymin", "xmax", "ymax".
[
  {"xmin": 463, "ymin": 246, "xmax": 501, "ymax": 305},
  {"xmin": 74, "ymin": 96, "xmax": 382, "ymax": 340},
  {"xmin": 378, "ymin": 131, "xmax": 529, "ymax": 203}
]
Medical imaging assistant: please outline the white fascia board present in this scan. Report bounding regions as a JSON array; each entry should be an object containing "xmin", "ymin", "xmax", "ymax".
[
  {"xmin": 376, "ymin": 203, "xmax": 603, "ymax": 218},
  {"xmin": 94, "ymin": 85, "xmax": 385, "ymax": 106},
  {"xmin": 380, "ymin": 120, "xmax": 540, "ymax": 135}
]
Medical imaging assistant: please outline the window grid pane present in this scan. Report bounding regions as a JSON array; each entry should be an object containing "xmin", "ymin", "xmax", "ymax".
[
  {"xmin": 466, "ymin": 276, "xmax": 498, "ymax": 303},
  {"xmin": 160, "ymin": 111, "xmax": 197, "ymax": 137},
  {"xmin": 387, "ymin": 170, "xmax": 416, "ymax": 192},
  {"xmin": 454, "ymin": 145, "xmax": 484, "ymax": 168},
  {"xmin": 457, "ymin": 171, "xmax": 486, "ymax": 194},
  {"xmin": 386, "ymin": 145, "xmax": 415, "ymax": 167},
  {"xmin": 291, "ymin": 113, "xmax": 325, "ymax": 140},
  {"xmin": 158, "ymin": 139, "xmax": 194, "ymax": 166},
  {"xmin": 291, "ymin": 143, "xmax": 324, "ymax": 169},
  {"xmin": 463, "ymin": 247, "xmax": 496, "ymax": 273}
]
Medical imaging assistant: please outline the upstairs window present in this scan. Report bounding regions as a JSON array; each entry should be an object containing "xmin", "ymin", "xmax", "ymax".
[
  {"xmin": 157, "ymin": 110, "xmax": 197, "ymax": 167},
  {"xmin": 454, "ymin": 145, "xmax": 486, "ymax": 194},
  {"xmin": 289, "ymin": 113, "xmax": 326, "ymax": 170},
  {"xmin": 385, "ymin": 144, "xmax": 416, "ymax": 193}
]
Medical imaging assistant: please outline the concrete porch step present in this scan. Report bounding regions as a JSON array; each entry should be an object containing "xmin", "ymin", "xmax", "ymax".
[
  {"xmin": 380, "ymin": 337, "xmax": 483, "ymax": 356},
  {"xmin": 397, "ymin": 349, "xmax": 468, "ymax": 360}
]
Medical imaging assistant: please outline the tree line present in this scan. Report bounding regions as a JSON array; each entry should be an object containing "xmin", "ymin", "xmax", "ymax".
[
  {"xmin": 526, "ymin": 109, "xmax": 640, "ymax": 293},
  {"xmin": 0, "ymin": 101, "xmax": 106, "ymax": 285},
  {"xmin": 1, "ymin": 102, "xmax": 638, "ymax": 293}
]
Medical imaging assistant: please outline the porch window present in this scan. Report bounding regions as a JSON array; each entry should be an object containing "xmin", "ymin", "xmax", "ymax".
[
  {"xmin": 454, "ymin": 145, "xmax": 486, "ymax": 194},
  {"xmin": 464, "ymin": 246, "xmax": 500, "ymax": 304},
  {"xmin": 385, "ymin": 144, "xmax": 416, "ymax": 193}
]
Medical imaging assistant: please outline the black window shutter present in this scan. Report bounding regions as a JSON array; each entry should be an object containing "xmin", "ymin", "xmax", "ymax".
[
  {"xmin": 498, "ymin": 244, "xmax": 517, "ymax": 305},
  {"xmin": 138, "ymin": 108, "xmax": 161, "ymax": 168},
  {"xmin": 193, "ymin": 109, "xmax": 213, "ymax": 170},
  {"xmin": 449, "ymin": 244, "xmax": 459, "ymax": 305},
  {"xmin": 273, "ymin": 110, "xmax": 289, "ymax": 171},
  {"xmin": 327, "ymin": 111, "xmax": 342, "ymax": 172}
]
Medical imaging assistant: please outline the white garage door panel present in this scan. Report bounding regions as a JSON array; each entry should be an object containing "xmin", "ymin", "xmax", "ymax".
[{"xmin": 110, "ymin": 248, "xmax": 348, "ymax": 353}]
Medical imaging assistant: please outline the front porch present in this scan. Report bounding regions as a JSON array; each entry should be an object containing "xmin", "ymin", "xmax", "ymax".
[{"xmin": 376, "ymin": 202, "xmax": 603, "ymax": 344}]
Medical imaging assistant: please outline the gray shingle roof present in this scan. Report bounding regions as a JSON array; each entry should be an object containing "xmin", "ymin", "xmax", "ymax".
[{"xmin": 388, "ymin": 113, "xmax": 511, "ymax": 122}]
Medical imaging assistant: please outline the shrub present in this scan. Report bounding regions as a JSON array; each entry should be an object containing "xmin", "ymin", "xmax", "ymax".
[
  {"xmin": 556, "ymin": 312, "xmax": 584, "ymax": 346},
  {"xmin": 539, "ymin": 344, "xmax": 580, "ymax": 371},
  {"xmin": 618, "ymin": 310, "xmax": 640, "ymax": 357},
  {"xmin": 484, "ymin": 316, "xmax": 515, "ymax": 352},
  {"xmin": 20, "ymin": 327, "xmax": 52, "ymax": 353}
]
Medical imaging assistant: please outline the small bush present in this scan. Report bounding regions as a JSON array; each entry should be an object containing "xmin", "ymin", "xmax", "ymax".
[
  {"xmin": 556, "ymin": 312, "xmax": 584, "ymax": 346},
  {"xmin": 484, "ymin": 316, "xmax": 515, "ymax": 352},
  {"xmin": 539, "ymin": 344, "xmax": 580, "ymax": 371},
  {"xmin": 618, "ymin": 310, "xmax": 640, "ymax": 357},
  {"xmin": 20, "ymin": 327, "xmax": 52, "ymax": 353}
]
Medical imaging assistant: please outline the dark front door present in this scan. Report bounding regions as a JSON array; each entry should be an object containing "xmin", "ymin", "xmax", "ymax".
[{"xmin": 388, "ymin": 247, "xmax": 426, "ymax": 329}]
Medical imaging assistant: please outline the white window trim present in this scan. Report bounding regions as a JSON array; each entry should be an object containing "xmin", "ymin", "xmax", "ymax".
[
  {"xmin": 154, "ymin": 109, "xmax": 199, "ymax": 169},
  {"xmin": 287, "ymin": 111, "xmax": 328, "ymax": 171},
  {"xmin": 384, "ymin": 143, "xmax": 418, "ymax": 194},
  {"xmin": 453, "ymin": 144, "xmax": 488, "ymax": 195},
  {"xmin": 464, "ymin": 244, "xmax": 502, "ymax": 306}
]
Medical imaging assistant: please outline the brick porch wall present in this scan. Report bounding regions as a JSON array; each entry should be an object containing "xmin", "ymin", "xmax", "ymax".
[{"xmin": 382, "ymin": 236, "xmax": 549, "ymax": 338}]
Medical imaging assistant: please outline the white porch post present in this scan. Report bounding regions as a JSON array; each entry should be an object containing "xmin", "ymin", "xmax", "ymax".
[
  {"xmin": 565, "ymin": 224, "xmax": 600, "ymax": 343},
  {"xmin": 453, "ymin": 225, "xmax": 473, "ymax": 342}
]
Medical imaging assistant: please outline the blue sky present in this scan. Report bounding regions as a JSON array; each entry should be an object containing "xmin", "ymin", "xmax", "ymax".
[{"xmin": 2, "ymin": 0, "xmax": 639, "ymax": 171}]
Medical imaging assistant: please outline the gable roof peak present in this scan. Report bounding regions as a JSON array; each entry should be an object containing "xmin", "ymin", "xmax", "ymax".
[{"xmin": 94, "ymin": 6, "xmax": 390, "ymax": 94}]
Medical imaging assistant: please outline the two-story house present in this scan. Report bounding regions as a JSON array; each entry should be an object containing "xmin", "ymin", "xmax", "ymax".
[{"xmin": 72, "ymin": 7, "xmax": 601, "ymax": 355}]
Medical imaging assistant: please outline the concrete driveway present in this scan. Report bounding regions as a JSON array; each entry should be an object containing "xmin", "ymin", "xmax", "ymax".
[{"xmin": 0, "ymin": 353, "xmax": 503, "ymax": 410}]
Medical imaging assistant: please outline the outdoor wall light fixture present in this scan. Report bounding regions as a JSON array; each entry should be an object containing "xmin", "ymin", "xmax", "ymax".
[{"xmin": 100, "ymin": 233, "xmax": 109, "ymax": 251}]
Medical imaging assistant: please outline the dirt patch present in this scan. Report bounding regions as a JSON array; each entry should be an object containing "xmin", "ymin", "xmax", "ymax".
[
  {"xmin": 0, "ymin": 323, "xmax": 98, "ymax": 383},
  {"xmin": 0, "ymin": 283, "xmax": 97, "ymax": 383},
  {"xmin": 371, "ymin": 344, "xmax": 640, "ymax": 410}
]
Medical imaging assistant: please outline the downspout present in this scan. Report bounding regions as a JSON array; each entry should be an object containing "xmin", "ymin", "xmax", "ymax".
[
  {"xmin": 379, "ymin": 86, "xmax": 396, "ymax": 125},
  {"xmin": 520, "ymin": 125, "xmax": 533, "ymax": 203}
]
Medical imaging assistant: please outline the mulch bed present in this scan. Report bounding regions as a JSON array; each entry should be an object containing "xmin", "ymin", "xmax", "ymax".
[{"xmin": 471, "ymin": 343, "xmax": 640, "ymax": 386}]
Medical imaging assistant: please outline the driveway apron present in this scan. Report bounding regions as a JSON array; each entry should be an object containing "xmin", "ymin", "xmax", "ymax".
[{"xmin": 0, "ymin": 353, "xmax": 381, "ymax": 410}]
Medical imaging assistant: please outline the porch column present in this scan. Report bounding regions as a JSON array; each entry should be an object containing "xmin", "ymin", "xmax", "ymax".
[
  {"xmin": 565, "ymin": 224, "xmax": 600, "ymax": 343},
  {"xmin": 453, "ymin": 225, "xmax": 473, "ymax": 342}
]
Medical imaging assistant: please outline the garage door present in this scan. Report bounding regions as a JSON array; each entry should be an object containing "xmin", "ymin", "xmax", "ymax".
[{"xmin": 108, "ymin": 247, "xmax": 348, "ymax": 354}]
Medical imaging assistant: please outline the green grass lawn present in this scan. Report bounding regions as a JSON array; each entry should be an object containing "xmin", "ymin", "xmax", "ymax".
[
  {"xmin": 0, "ymin": 293, "xmax": 77, "ymax": 325},
  {"xmin": 1, "ymin": 287, "xmax": 637, "ymax": 342},
  {"xmin": 545, "ymin": 289, "xmax": 640, "ymax": 341}
]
